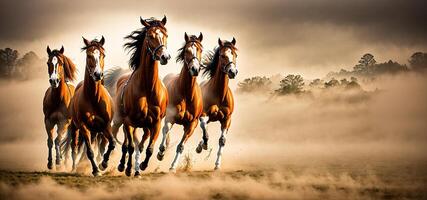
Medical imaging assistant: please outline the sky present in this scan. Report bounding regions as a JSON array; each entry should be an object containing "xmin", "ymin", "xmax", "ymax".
[{"xmin": 1, "ymin": 0, "xmax": 426, "ymax": 79}]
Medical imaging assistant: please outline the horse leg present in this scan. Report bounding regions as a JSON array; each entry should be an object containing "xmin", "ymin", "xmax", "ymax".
[
  {"xmin": 135, "ymin": 128, "xmax": 149, "ymax": 174},
  {"xmin": 196, "ymin": 116, "xmax": 209, "ymax": 153},
  {"xmin": 170, "ymin": 121, "xmax": 198, "ymax": 171},
  {"xmin": 81, "ymin": 125, "xmax": 99, "ymax": 176},
  {"xmin": 54, "ymin": 121, "xmax": 68, "ymax": 166},
  {"xmin": 215, "ymin": 118, "xmax": 231, "ymax": 170},
  {"xmin": 98, "ymin": 125, "xmax": 116, "ymax": 172},
  {"xmin": 133, "ymin": 129, "xmax": 142, "ymax": 177},
  {"xmin": 96, "ymin": 134, "xmax": 107, "ymax": 163},
  {"xmin": 117, "ymin": 125, "xmax": 128, "ymax": 172},
  {"xmin": 157, "ymin": 120, "xmax": 173, "ymax": 161},
  {"xmin": 45, "ymin": 119, "xmax": 55, "ymax": 169},
  {"xmin": 69, "ymin": 123, "xmax": 79, "ymax": 172},
  {"xmin": 122, "ymin": 125, "xmax": 134, "ymax": 176},
  {"xmin": 139, "ymin": 122, "xmax": 161, "ymax": 171},
  {"xmin": 112, "ymin": 119, "xmax": 123, "ymax": 145}
]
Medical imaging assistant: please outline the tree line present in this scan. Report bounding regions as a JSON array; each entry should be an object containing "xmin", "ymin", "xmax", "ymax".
[
  {"xmin": 0, "ymin": 47, "xmax": 45, "ymax": 80},
  {"xmin": 237, "ymin": 52, "xmax": 427, "ymax": 96}
]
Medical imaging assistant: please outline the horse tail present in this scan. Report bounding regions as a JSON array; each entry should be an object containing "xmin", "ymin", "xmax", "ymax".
[{"xmin": 104, "ymin": 67, "xmax": 129, "ymax": 97}]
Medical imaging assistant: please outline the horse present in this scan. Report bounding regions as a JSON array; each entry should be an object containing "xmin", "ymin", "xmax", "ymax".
[
  {"xmin": 43, "ymin": 46, "xmax": 77, "ymax": 169},
  {"xmin": 195, "ymin": 38, "xmax": 238, "ymax": 170},
  {"xmin": 104, "ymin": 16, "xmax": 170, "ymax": 176},
  {"xmin": 68, "ymin": 36, "xmax": 115, "ymax": 176},
  {"xmin": 156, "ymin": 33, "xmax": 204, "ymax": 171}
]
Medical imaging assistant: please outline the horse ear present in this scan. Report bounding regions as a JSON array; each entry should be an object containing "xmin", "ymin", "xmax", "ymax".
[
  {"xmin": 161, "ymin": 15, "xmax": 167, "ymax": 25},
  {"xmin": 140, "ymin": 17, "xmax": 150, "ymax": 27},
  {"xmin": 198, "ymin": 32, "xmax": 203, "ymax": 42},
  {"xmin": 47, "ymin": 46, "xmax": 52, "ymax": 55},
  {"xmin": 218, "ymin": 38, "xmax": 224, "ymax": 46},
  {"xmin": 231, "ymin": 37, "xmax": 236, "ymax": 45},
  {"xmin": 59, "ymin": 46, "xmax": 64, "ymax": 54},
  {"xmin": 184, "ymin": 32, "xmax": 189, "ymax": 42},
  {"xmin": 82, "ymin": 37, "xmax": 90, "ymax": 46},
  {"xmin": 100, "ymin": 36, "xmax": 105, "ymax": 46}
]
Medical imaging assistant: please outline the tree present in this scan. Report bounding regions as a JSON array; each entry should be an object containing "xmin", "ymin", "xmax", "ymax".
[
  {"xmin": 275, "ymin": 74, "xmax": 305, "ymax": 95},
  {"xmin": 409, "ymin": 52, "xmax": 427, "ymax": 71},
  {"xmin": 15, "ymin": 51, "xmax": 44, "ymax": 79},
  {"xmin": 354, "ymin": 53, "xmax": 376, "ymax": 72},
  {"xmin": 236, "ymin": 76, "xmax": 272, "ymax": 94},
  {"xmin": 309, "ymin": 78, "xmax": 324, "ymax": 88},
  {"xmin": 0, "ymin": 48, "xmax": 19, "ymax": 77},
  {"xmin": 324, "ymin": 78, "xmax": 339, "ymax": 88}
]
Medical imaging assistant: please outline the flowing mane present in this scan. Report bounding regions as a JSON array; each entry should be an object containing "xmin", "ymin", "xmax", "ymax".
[
  {"xmin": 176, "ymin": 35, "xmax": 202, "ymax": 63},
  {"xmin": 201, "ymin": 41, "xmax": 237, "ymax": 79},
  {"xmin": 50, "ymin": 49, "xmax": 77, "ymax": 81},
  {"xmin": 124, "ymin": 18, "xmax": 166, "ymax": 70}
]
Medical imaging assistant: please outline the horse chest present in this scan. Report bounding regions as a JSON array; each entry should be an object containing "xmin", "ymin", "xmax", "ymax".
[
  {"xmin": 84, "ymin": 111, "xmax": 108, "ymax": 132},
  {"xmin": 128, "ymin": 101, "xmax": 162, "ymax": 127}
]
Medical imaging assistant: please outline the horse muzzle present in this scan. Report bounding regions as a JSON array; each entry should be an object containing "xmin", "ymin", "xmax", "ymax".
[
  {"xmin": 49, "ymin": 78, "xmax": 60, "ymax": 88},
  {"xmin": 227, "ymin": 67, "xmax": 238, "ymax": 79},
  {"xmin": 92, "ymin": 71, "xmax": 104, "ymax": 81}
]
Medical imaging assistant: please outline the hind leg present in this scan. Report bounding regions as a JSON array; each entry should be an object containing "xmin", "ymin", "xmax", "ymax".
[
  {"xmin": 196, "ymin": 116, "xmax": 209, "ymax": 153},
  {"xmin": 55, "ymin": 121, "xmax": 68, "ymax": 166},
  {"xmin": 97, "ymin": 134, "xmax": 107, "ymax": 163},
  {"xmin": 139, "ymin": 121, "xmax": 161, "ymax": 171},
  {"xmin": 44, "ymin": 119, "xmax": 55, "ymax": 170},
  {"xmin": 157, "ymin": 120, "xmax": 173, "ymax": 161},
  {"xmin": 170, "ymin": 121, "xmax": 198, "ymax": 171},
  {"xmin": 69, "ymin": 123, "xmax": 79, "ymax": 172},
  {"xmin": 122, "ymin": 125, "xmax": 134, "ymax": 176},
  {"xmin": 135, "ymin": 128, "xmax": 149, "ymax": 175}
]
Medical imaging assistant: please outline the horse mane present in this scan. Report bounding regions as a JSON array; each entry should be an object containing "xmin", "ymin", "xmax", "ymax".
[
  {"xmin": 176, "ymin": 35, "xmax": 202, "ymax": 63},
  {"xmin": 202, "ymin": 41, "xmax": 237, "ymax": 79},
  {"xmin": 62, "ymin": 55, "xmax": 77, "ymax": 81},
  {"xmin": 124, "ymin": 18, "xmax": 166, "ymax": 70},
  {"xmin": 50, "ymin": 50, "xmax": 77, "ymax": 81}
]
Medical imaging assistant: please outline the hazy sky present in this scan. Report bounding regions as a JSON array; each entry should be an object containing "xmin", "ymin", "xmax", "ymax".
[{"xmin": 1, "ymin": 0, "xmax": 426, "ymax": 79}]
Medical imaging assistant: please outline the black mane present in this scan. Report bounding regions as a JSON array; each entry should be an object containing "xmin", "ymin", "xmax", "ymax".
[{"xmin": 201, "ymin": 41, "xmax": 236, "ymax": 79}]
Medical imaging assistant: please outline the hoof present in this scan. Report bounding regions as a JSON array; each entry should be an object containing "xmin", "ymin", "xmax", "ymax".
[
  {"xmin": 202, "ymin": 143, "xmax": 208, "ymax": 150},
  {"xmin": 55, "ymin": 159, "xmax": 61, "ymax": 166},
  {"xmin": 47, "ymin": 162, "xmax": 53, "ymax": 170},
  {"xmin": 139, "ymin": 162, "xmax": 148, "ymax": 171},
  {"xmin": 99, "ymin": 162, "xmax": 108, "ymax": 171},
  {"xmin": 134, "ymin": 171, "xmax": 141, "ymax": 177},
  {"xmin": 125, "ymin": 168, "xmax": 132, "ymax": 177},
  {"xmin": 214, "ymin": 166, "xmax": 220, "ymax": 171},
  {"xmin": 92, "ymin": 171, "xmax": 101, "ymax": 177},
  {"xmin": 169, "ymin": 168, "xmax": 177, "ymax": 173},
  {"xmin": 196, "ymin": 143, "xmax": 203, "ymax": 154},
  {"xmin": 117, "ymin": 164, "xmax": 125, "ymax": 172},
  {"xmin": 157, "ymin": 152, "xmax": 165, "ymax": 161}
]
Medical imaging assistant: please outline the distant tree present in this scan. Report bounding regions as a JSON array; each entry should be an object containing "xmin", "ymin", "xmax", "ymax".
[
  {"xmin": 354, "ymin": 53, "xmax": 376, "ymax": 72},
  {"xmin": 373, "ymin": 60, "xmax": 408, "ymax": 74},
  {"xmin": 236, "ymin": 76, "xmax": 272, "ymax": 94},
  {"xmin": 309, "ymin": 78, "xmax": 324, "ymax": 88},
  {"xmin": 409, "ymin": 52, "xmax": 427, "ymax": 71},
  {"xmin": 275, "ymin": 74, "xmax": 304, "ymax": 95},
  {"xmin": 324, "ymin": 78, "xmax": 339, "ymax": 88},
  {"xmin": 340, "ymin": 78, "xmax": 349, "ymax": 85},
  {"xmin": 15, "ymin": 51, "xmax": 44, "ymax": 79},
  {"xmin": 0, "ymin": 48, "xmax": 19, "ymax": 77}
]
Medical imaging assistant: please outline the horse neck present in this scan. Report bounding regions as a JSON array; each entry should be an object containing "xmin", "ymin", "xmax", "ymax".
[
  {"xmin": 212, "ymin": 64, "xmax": 229, "ymax": 101},
  {"xmin": 134, "ymin": 44, "xmax": 159, "ymax": 91},
  {"xmin": 83, "ymin": 63, "xmax": 102, "ymax": 98},
  {"xmin": 179, "ymin": 64, "xmax": 197, "ymax": 96}
]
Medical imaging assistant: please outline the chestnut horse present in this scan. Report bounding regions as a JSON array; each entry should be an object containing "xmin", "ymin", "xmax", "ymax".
[
  {"xmin": 104, "ymin": 17, "xmax": 170, "ymax": 176},
  {"xmin": 68, "ymin": 37, "xmax": 115, "ymax": 176},
  {"xmin": 157, "ymin": 33, "xmax": 204, "ymax": 171},
  {"xmin": 43, "ymin": 46, "xmax": 77, "ymax": 169},
  {"xmin": 196, "ymin": 38, "xmax": 238, "ymax": 170}
]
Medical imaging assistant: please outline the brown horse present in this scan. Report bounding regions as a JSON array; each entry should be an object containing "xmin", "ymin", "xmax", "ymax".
[
  {"xmin": 68, "ymin": 37, "xmax": 115, "ymax": 176},
  {"xmin": 196, "ymin": 38, "xmax": 238, "ymax": 170},
  {"xmin": 157, "ymin": 33, "xmax": 204, "ymax": 171},
  {"xmin": 104, "ymin": 16, "xmax": 170, "ymax": 176},
  {"xmin": 43, "ymin": 46, "xmax": 77, "ymax": 169}
]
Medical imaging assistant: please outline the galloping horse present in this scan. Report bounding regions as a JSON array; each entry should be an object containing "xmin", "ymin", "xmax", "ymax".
[
  {"xmin": 69, "ymin": 37, "xmax": 115, "ymax": 176},
  {"xmin": 104, "ymin": 16, "xmax": 170, "ymax": 176},
  {"xmin": 43, "ymin": 46, "xmax": 77, "ymax": 169},
  {"xmin": 157, "ymin": 33, "xmax": 204, "ymax": 171},
  {"xmin": 196, "ymin": 38, "xmax": 238, "ymax": 170}
]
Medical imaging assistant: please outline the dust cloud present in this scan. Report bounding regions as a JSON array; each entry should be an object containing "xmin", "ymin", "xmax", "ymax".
[{"xmin": 0, "ymin": 72, "xmax": 426, "ymax": 199}]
